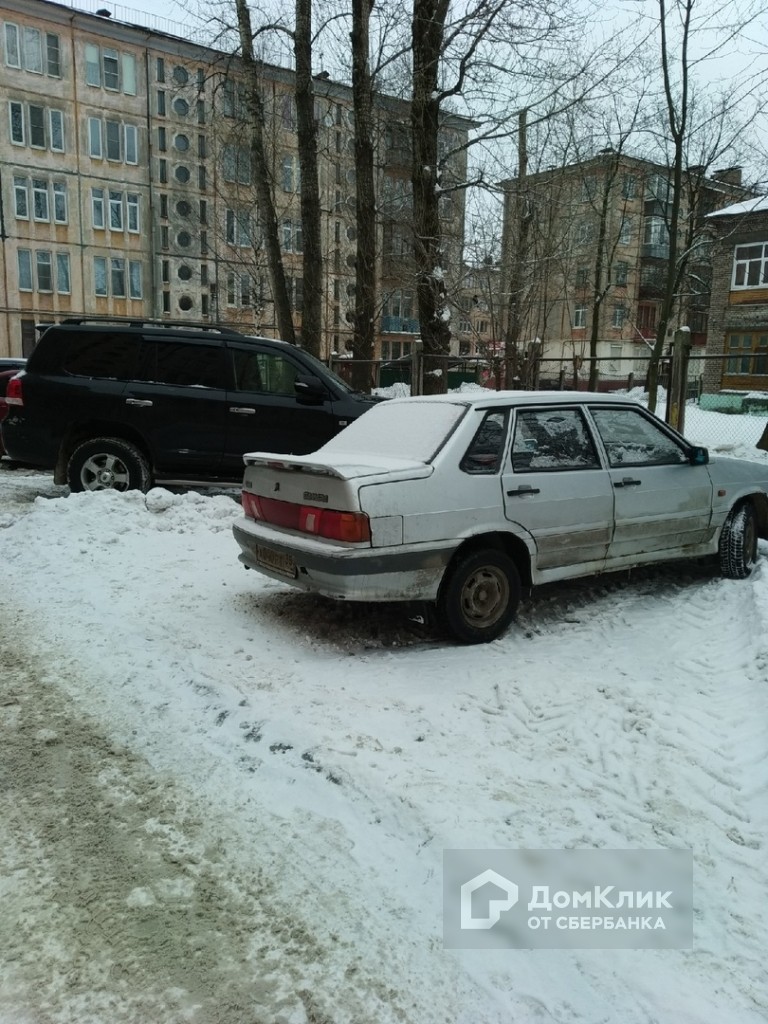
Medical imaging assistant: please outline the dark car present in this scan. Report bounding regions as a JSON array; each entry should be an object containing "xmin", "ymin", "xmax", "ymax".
[
  {"xmin": 0, "ymin": 358, "xmax": 27, "ymax": 456},
  {"xmin": 0, "ymin": 319, "xmax": 380, "ymax": 491}
]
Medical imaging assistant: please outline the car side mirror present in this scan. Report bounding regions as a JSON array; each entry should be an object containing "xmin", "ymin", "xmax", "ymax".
[
  {"xmin": 294, "ymin": 374, "xmax": 328, "ymax": 404},
  {"xmin": 689, "ymin": 445, "xmax": 709, "ymax": 466}
]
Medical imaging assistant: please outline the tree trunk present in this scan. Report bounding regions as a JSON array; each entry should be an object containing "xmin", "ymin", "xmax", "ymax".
[
  {"xmin": 411, "ymin": 0, "xmax": 451, "ymax": 394},
  {"xmin": 234, "ymin": 0, "xmax": 295, "ymax": 344},
  {"xmin": 294, "ymin": 0, "xmax": 323, "ymax": 357},
  {"xmin": 350, "ymin": 0, "xmax": 377, "ymax": 392}
]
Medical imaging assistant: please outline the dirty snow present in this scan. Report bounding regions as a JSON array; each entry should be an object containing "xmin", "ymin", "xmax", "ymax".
[{"xmin": 1, "ymin": 402, "xmax": 767, "ymax": 1023}]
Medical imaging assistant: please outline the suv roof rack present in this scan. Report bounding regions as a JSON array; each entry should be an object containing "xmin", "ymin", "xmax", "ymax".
[{"xmin": 52, "ymin": 317, "xmax": 247, "ymax": 338}]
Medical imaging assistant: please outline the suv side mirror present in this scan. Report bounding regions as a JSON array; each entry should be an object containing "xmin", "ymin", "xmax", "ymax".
[
  {"xmin": 689, "ymin": 445, "xmax": 709, "ymax": 466},
  {"xmin": 294, "ymin": 374, "xmax": 328, "ymax": 405}
]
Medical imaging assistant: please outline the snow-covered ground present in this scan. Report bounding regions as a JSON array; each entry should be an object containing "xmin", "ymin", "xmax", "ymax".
[{"xmin": 1, "ymin": 403, "xmax": 767, "ymax": 1024}]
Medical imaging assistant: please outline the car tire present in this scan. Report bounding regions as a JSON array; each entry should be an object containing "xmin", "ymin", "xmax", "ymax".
[
  {"xmin": 437, "ymin": 547, "xmax": 521, "ymax": 644},
  {"xmin": 67, "ymin": 437, "xmax": 151, "ymax": 493},
  {"xmin": 719, "ymin": 501, "xmax": 758, "ymax": 580}
]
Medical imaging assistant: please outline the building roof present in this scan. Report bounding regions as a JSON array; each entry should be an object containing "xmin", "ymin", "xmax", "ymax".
[{"xmin": 707, "ymin": 195, "xmax": 768, "ymax": 219}]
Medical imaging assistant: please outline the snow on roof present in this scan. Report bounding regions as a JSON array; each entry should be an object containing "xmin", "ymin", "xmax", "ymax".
[{"xmin": 707, "ymin": 194, "xmax": 768, "ymax": 218}]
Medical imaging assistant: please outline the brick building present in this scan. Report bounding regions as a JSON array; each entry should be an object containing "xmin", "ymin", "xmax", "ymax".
[{"xmin": 703, "ymin": 196, "xmax": 768, "ymax": 397}]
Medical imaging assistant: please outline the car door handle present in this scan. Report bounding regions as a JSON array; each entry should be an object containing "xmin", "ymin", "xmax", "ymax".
[
  {"xmin": 614, "ymin": 477, "xmax": 642, "ymax": 488},
  {"xmin": 125, "ymin": 398, "xmax": 153, "ymax": 407},
  {"xmin": 506, "ymin": 485, "xmax": 541, "ymax": 496},
  {"xmin": 230, "ymin": 406, "xmax": 256, "ymax": 415}
]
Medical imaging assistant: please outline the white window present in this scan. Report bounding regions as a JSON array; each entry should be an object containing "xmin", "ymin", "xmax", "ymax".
[
  {"xmin": 29, "ymin": 104, "xmax": 45, "ymax": 147},
  {"xmin": 13, "ymin": 176, "xmax": 28, "ymax": 218},
  {"xmin": 9, "ymin": 100, "xmax": 24, "ymax": 143},
  {"xmin": 105, "ymin": 120, "xmax": 121, "ymax": 160},
  {"xmin": 111, "ymin": 257, "xmax": 126, "ymax": 296},
  {"xmin": 109, "ymin": 190, "xmax": 123, "ymax": 230},
  {"xmin": 94, "ymin": 256, "xmax": 107, "ymax": 296},
  {"xmin": 18, "ymin": 249, "xmax": 32, "ymax": 290},
  {"xmin": 122, "ymin": 53, "xmax": 136, "ymax": 95},
  {"xmin": 88, "ymin": 117, "xmax": 102, "ymax": 157},
  {"xmin": 32, "ymin": 179, "xmax": 49, "ymax": 221},
  {"xmin": 222, "ymin": 144, "xmax": 251, "ymax": 184},
  {"xmin": 127, "ymin": 193, "xmax": 139, "ymax": 232},
  {"xmin": 46, "ymin": 33, "xmax": 60, "ymax": 77},
  {"xmin": 91, "ymin": 187, "xmax": 105, "ymax": 228},
  {"xmin": 281, "ymin": 219, "xmax": 302, "ymax": 252},
  {"xmin": 124, "ymin": 124, "xmax": 137, "ymax": 164},
  {"xmin": 618, "ymin": 216, "xmax": 632, "ymax": 245},
  {"xmin": 643, "ymin": 216, "xmax": 669, "ymax": 248},
  {"xmin": 573, "ymin": 305, "xmax": 587, "ymax": 328},
  {"xmin": 102, "ymin": 47, "xmax": 119, "ymax": 90},
  {"xmin": 85, "ymin": 43, "xmax": 100, "ymax": 86},
  {"xmin": 732, "ymin": 243, "xmax": 768, "ymax": 289},
  {"xmin": 36, "ymin": 250, "xmax": 52, "ymax": 291},
  {"xmin": 129, "ymin": 260, "xmax": 142, "ymax": 298},
  {"xmin": 22, "ymin": 27, "xmax": 42, "ymax": 73},
  {"xmin": 612, "ymin": 304, "xmax": 626, "ymax": 328},
  {"xmin": 53, "ymin": 182, "xmax": 67, "ymax": 223},
  {"xmin": 281, "ymin": 154, "xmax": 299, "ymax": 192},
  {"xmin": 49, "ymin": 109, "xmax": 64, "ymax": 151},
  {"xmin": 5, "ymin": 23, "xmax": 20, "ymax": 67},
  {"xmin": 226, "ymin": 208, "xmax": 251, "ymax": 247},
  {"xmin": 56, "ymin": 252, "xmax": 70, "ymax": 293}
]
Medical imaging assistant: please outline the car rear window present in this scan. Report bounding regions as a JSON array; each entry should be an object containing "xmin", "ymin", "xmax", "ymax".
[
  {"xmin": 319, "ymin": 400, "xmax": 466, "ymax": 462},
  {"xmin": 59, "ymin": 331, "xmax": 140, "ymax": 379}
]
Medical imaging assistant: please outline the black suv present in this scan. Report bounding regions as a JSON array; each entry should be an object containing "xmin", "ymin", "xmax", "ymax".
[{"xmin": 1, "ymin": 319, "xmax": 380, "ymax": 491}]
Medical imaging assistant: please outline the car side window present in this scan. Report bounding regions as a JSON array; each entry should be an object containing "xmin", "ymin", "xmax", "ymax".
[
  {"xmin": 460, "ymin": 411, "xmax": 509, "ymax": 474},
  {"xmin": 61, "ymin": 331, "xmax": 138, "ymax": 379},
  {"xmin": 590, "ymin": 408, "xmax": 688, "ymax": 466},
  {"xmin": 136, "ymin": 340, "xmax": 227, "ymax": 390},
  {"xmin": 511, "ymin": 408, "xmax": 601, "ymax": 472},
  {"xmin": 232, "ymin": 349, "xmax": 299, "ymax": 397}
]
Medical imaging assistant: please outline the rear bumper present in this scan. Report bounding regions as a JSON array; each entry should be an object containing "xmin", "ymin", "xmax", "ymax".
[{"xmin": 232, "ymin": 517, "xmax": 453, "ymax": 602}]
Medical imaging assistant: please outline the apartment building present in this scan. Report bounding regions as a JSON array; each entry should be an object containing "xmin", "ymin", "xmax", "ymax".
[
  {"xmin": 0, "ymin": 0, "xmax": 469, "ymax": 359},
  {"xmin": 499, "ymin": 152, "xmax": 750, "ymax": 381}
]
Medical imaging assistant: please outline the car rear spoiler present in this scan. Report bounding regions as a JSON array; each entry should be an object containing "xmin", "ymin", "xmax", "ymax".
[{"xmin": 242, "ymin": 451, "xmax": 432, "ymax": 481}]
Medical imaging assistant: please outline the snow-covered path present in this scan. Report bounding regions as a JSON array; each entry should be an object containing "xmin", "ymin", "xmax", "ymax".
[{"xmin": 0, "ymin": 464, "xmax": 767, "ymax": 1023}]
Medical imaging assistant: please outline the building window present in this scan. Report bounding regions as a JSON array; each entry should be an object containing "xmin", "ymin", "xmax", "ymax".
[
  {"xmin": 53, "ymin": 182, "xmax": 67, "ymax": 223},
  {"xmin": 618, "ymin": 216, "xmax": 633, "ymax": 245},
  {"xmin": 32, "ymin": 179, "xmax": 49, "ymax": 221},
  {"xmin": 726, "ymin": 332, "xmax": 768, "ymax": 375},
  {"xmin": 94, "ymin": 256, "xmax": 107, "ymax": 295},
  {"xmin": 56, "ymin": 252, "xmax": 70, "ymax": 293},
  {"xmin": 645, "ymin": 173, "xmax": 671, "ymax": 203},
  {"xmin": 110, "ymin": 258, "xmax": 126, "ymax": 297},
  {"xmin": 637, "ymin": 303, "xmax": 657, "ymax": 336},
  {"xmin": 109, "ymin": 190, "xmax": 123, "ymax": 230},
  {"xmin": 614, "ymin": 261, "xmax": 628, "ymax": 287},
  {"xmin": 573, "ymin": 305, "xmax": 587, "ymax": 328},
  {"xmin": 36, "ymin": 250, "xmax": 52, "ymax": 291},
  {"xmin": 173, "ymin": 97, "xmax": 189, "ymax": 117},
  {"xmin": 156, "ymin": 57, "xmax": 165, "ymax": 82},
  {"xmin": 643, "ymin": 216, "xmax": 669, "ymax": 248},
  {"xmin": 4, "ymin": 25, "xmax": 58, "ymax": 76},
  {"xmin": 49, "ymin": 109, "xmax": 64, "ymax": 151},
  {"xmin": 222, "ymin": 144, "xmax": 250, "ymax": 184},
  {"xmin": 13, "ymin": 176, "xmax": 28, "ymax": 218},
  {"xmin": 158, "ymin": 126, "xmax": 166, "ymax": 151},
  {"xmin": 29, "ymin": 104, "xmax": 45, "ymax": 147},
  {"xmin": 621, "ymin": 174, "xmax": 637, "ymax": 199},
  {"xmin": 157, "ymin": 89, "xmax": 166, "ymax": 116},
  {"xmin": 575, "ymin": 266, "xmax": 588, "ymax": 289},
  {"xmin": 129, "ymin": 261, "xmax": 142, "ymax": 299},
  {"xmin": 84, "ymin": 44, "xmax": 136, "ymax": 95},
  {"xmin": 612, "ymin": 304, "xmax": 626, "ymax": 328},
  {"xmin": 281, "ymin": 219, "xmax": 303, "ymax": 253},
  {"xmin": 18, "ymin": 249, "xmax": 33, "ymax": 290},
  {"xmin": 226, "ymin": 208, "xmax": 252, "ymax": 247},
  {"xmin": 105, "ymin": 120, "xmax": 121, "ymax": 160},
  {"xmin": 127, "ymin": 193, "xmax": 139, "ymax": 232},
  {"xmin": 92, "ymin": 187, "xmax": 104, "ymax": 228},
  {"xmin": 125, "ymin": 125, "xmax": 138, "ymax": 164},
  {"xmin": 281, "ymin": 154, "xmax": 300, "ymax": 192},
  {"xmin": 581, "ymin": 175, "xmax": 597, "ymax": 201},
  {"xmin": 88, "ymin": 117, "xmax": 101, "ymax": 157},
  {"xmin": 732, "ymin": 243, "xmax": 768, "ymax": 289}
]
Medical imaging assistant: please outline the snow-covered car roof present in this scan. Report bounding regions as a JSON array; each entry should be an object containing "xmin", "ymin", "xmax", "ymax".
[{"xmin": 382, "ymin": 390, "xmax": 638, "ymax": 409}]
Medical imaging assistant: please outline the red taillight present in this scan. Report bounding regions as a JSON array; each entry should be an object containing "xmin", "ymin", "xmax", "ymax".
[
  {"xmin": 241, "ymin": 490, "xmax": 370, "ymax": 543},
  {"xmin": 5, "ymin": 376, "xmax": 23, "ymax": 406}
]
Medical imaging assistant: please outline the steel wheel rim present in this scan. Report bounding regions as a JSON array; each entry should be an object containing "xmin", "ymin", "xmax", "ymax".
[
  {"xmin": 80, "ymin": 453, "xmax": 131, "ymax": 491},
  {"xmin": 460, "ymin": 566, "xmax": 510, "ymax": 628}
]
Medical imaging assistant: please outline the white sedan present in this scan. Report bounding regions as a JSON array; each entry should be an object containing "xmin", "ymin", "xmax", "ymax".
[{"xmin": 232, "ymin": 392, "xmax": 768, "ymax": 643}]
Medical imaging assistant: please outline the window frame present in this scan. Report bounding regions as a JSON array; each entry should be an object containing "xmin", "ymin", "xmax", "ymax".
[{"xmin": 731, "ymin": 243, "xmax": 768, "ymax": 291}]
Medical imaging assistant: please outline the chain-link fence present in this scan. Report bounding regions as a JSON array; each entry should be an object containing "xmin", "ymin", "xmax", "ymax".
[{"xmin": 329, "ymin": 352, "xmax": 768, "ymax": 454}]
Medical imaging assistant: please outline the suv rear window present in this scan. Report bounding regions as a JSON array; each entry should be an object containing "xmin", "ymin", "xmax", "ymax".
[{"xmin": 61, "ymin": 331, "xmax": 140, "ymax": 379}]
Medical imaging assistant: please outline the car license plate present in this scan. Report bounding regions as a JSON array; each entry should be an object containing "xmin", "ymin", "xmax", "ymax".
[{"xmin": 255, "ymin": 545, "xmax": 297, "ymax": 578}]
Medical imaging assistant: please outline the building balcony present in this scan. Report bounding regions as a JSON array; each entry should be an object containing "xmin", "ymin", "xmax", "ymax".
[
  {"xmin": 381, "ymin": 315, "xmax": 420, "ymax": 333},
  {"xmin": 641, "ymin": 243, "xmax": 670, "ymax": 260}
]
